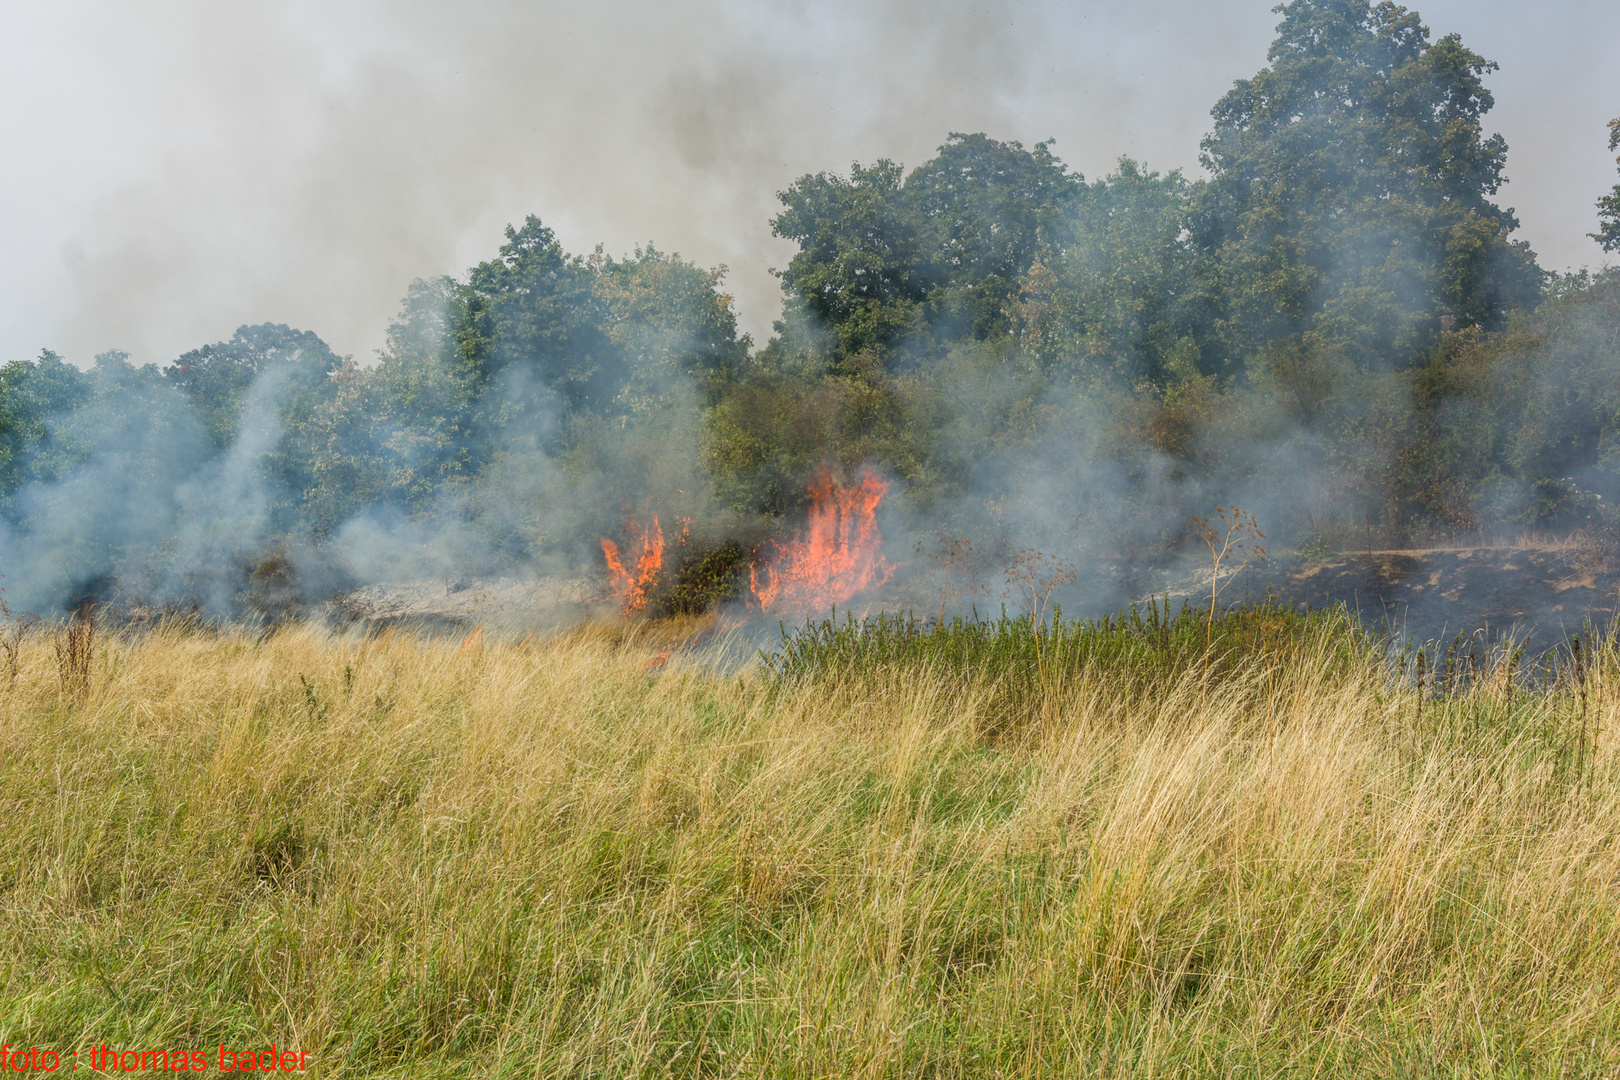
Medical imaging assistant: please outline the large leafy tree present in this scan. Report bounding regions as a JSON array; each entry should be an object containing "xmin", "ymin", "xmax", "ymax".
[
  {"xmin": 166, "ymin": 323, "xmax": 340, "ymax": 454},
  {"xmin": 905, "ymin": 133, "xmax": 1082, "ymax": 341},
  {"xmin": 164, "ymin": 323, "xmax": 344, "ymax": 532},
  {"xmin": 445, "ymin": 219, "xmax": 751, "ymax": 471},
  {"xmin": 449, "ymin": 215, "xmax": 617, "ymax": 431},
  {"xmin": 1594, "ymin": 118, "xmax": 1620, "ymax": 252},
  {"xmin": 1007, "ymin": 159, "xmax": 1204, "ymax": 386},
  {"xmin": 367, "ymin": 276, "xmax": 478, "ymax": 507},
  {"xmin": 771, "ymin": 158, "xmax": 925, "ymax": 368},
  {"xmin": 428, "ymin": 220, "xmax": 755, "ymax": 552},
  {"xmin": 735, "ymin": 135, "xmax": 1086, "ymax": 511},
  {"xmin": 1192, "ymin": 0, "xmax": 1543, "ymax": 370},
  {"xmin": 771, "ymin": 134, "xmax": 1082, "ymax": 370},
  {"xmin": 589, "ymin": 244, "xmax": 751, "ymax": 410},
  {"xmin": 0, "ymin": 350, "xmax": 91, "ymax": 504}
]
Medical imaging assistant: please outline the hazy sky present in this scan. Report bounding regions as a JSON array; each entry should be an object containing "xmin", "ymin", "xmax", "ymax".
[{"xmin": 2, "ymin": 0, "xmax": 1616, "ymax": 367}]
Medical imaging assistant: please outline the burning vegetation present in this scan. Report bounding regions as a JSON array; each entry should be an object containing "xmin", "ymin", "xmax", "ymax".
[
  {"xmin": 748, "ymin": 469, "xmax": 896, "ymax": 618},
  {"xmin": 601, "ymin": 515, "xmax": 668, "ymax": 614},
  {"xmin": 10, "ymin": 4, "xmax": 1620, "ymax": 1069},
  {"xmin": 600, "ymin": 469, "xmax": 898, "ymax": 620}
]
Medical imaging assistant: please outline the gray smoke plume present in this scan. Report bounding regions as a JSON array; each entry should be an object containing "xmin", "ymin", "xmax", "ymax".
[{"xmin": 3, "ymin": 0, "xmax": 1614, "ymax": 368}]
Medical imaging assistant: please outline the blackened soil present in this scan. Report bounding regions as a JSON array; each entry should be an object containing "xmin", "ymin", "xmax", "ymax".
[{"xmin": 1273, "ymin": 546, "xmax": 1618, "ymax": 646}]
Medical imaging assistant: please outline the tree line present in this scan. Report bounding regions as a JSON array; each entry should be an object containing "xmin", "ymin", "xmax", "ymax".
[{"xmin": 4, "ymin": 0, "xmax": 1620, "ymax": 615}]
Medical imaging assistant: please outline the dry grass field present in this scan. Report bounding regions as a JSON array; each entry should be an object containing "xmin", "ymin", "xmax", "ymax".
[{"xmin": 1, "ymin": 614, "xmax": 1617, "ymax": 1076}]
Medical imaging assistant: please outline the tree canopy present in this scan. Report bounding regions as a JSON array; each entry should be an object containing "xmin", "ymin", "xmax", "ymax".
[
  {"xmin": 1594, "ymin": 117, "xmax": 1620, "ymax": 253},
  {"xmin": 1192, "ymin": 0, "xmax": 1541, "ymax": 369},
  {"xmin": 772, "ymin": 134, "xmax": 1082, "ymax": 370}
]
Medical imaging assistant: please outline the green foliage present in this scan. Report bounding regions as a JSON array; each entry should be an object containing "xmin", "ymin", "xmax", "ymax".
[
  {"xmin": 441, "ymin": 221, "xmax": 757, "ymax": 555},
  {"xmin": 592, "ymin": 244, "xmax": 751, "ymax": 408},
  {"xmin": 1269, "ymin": 269, "xmax": 1620, "ymax": 535},
  {"xmin": 451, "ymin": 215, "xmax": 615, "ymax": 424},
  {"xmin": 659, "ymin": 538, "xmax": 751, "ymax": 616},
  {"xmin": 772, "ymin": 158, "xmax": 926, "ymax": 367},
  {"xmin": 0, "ymin": 349, "xmax": 90, "ymax": 502},
  {"xmin": 1008, "ymin": 159, "xmax": 1205, "ymax": 386},
  {"xmin": 448, "ymin": 225, "xmax": 749, "ymax": 426},
  {"xmin": 372, "ymin": 275, "xmax": 476, "ymax": 502},
  {"xmin": 772, "ymin": 133, "xmax": 1080, "ymax": 372},
  {"xmin": 166, "ymin": 323, "xmax": 340, "ymax": 454},
  {"xmin": 1192, "ymin": 0, "xmax": 1542, "ymax": 371},
  {"xmin": 1499, "ymin": 271, "xmax": 1620, "ymax": 521},
  {"xmin": 704, "ymin": 366, "xmax": 827, "ymax": 516},
  {"xmin": 904, "ymin": 133, "xmax": 1082, "ymax": 342},
  {"xmin": 164, "ymin": 323, "xmax": 348, "ymax": 538},
  {"xmin": 749, "ymin": 15, "xmax": 1555, "ymax": 522},
  {"xmin": 1595, "ymin": 117, "xmax": 1620, "ymax": 252},
  {"xmin": 294, "ymin": 359, "xmax": 398, "ymax": 534},
  {"xmin": 765, "ymin": 599, "xmax": 1375, "ymax": 730}
]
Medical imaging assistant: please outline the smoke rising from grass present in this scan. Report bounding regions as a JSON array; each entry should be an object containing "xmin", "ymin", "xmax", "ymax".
[{"xmin": 2, "ymin": 2, "xmax": 1619, "ymax": 643}]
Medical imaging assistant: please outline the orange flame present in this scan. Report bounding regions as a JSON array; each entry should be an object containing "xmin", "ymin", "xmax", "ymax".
[
  {"xmin": 750, "ymin": 468, "xmax": 896, "ymax": 616},
  {"xmin": 602, "ymin": 515, "xmax": 664, "ymax": 613}
]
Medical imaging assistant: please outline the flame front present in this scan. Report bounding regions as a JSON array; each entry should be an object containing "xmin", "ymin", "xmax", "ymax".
[
  {"xmin": 751, "ymin": 468, "xmax": 895, "ymax": 616},
  {"xmin": 602, "ymin": 515, "xmax": 664, "ymax": 613}
]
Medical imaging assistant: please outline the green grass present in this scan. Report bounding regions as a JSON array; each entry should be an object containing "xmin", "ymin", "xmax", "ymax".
[
  {"xmin": 765, "ymin": 599, "xmax": 1383, "ymax": 732},
  {"xmin": 765, "ymin": 596, "xmax": 1377, "ymax": 679},
  {"xmin": 0, "ymin": 617, "xmax": 1616, "ymax": 1076}
]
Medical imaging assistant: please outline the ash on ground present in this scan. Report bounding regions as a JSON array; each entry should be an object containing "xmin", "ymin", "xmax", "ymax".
[
  {"xmin": 1140, "ymin": 540, "xmax": 1620, "ymax": 649},
  {"xmin": 321, "ymin": 574, "xmax": 602, "ymax": 633}
]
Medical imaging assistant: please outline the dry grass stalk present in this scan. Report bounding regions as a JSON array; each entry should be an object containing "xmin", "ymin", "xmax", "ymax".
[
  {"xmin": 53, "ymin": 602, "xmax": 96, "ymax": 699},
  {"xmin": 914, "ymin": 531, "xmax": 985, "ymax": 623},
  {"xmin": 1003, "ymin": 549, "xmax": 1078, "ymax": 697},
  {"xmin": 0, "ymin": 580, "xmax": 39, "ymax": 690}
]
